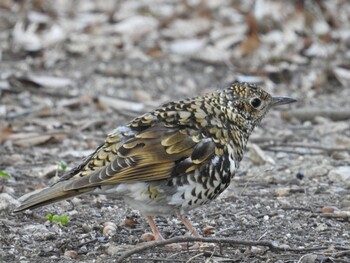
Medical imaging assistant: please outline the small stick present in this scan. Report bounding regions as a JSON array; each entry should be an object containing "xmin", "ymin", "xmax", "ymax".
[
  {"xmin": 115, "ymin": 236, "xmax": 328, "ymax": 262},
  {"xmin": 281, "ymin": 110, "xmax": 350, "ymax": 122}
]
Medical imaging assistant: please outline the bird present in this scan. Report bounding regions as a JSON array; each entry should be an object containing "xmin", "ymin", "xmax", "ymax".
[{"xmin": 14, "ymin": 82, "xmax": 296, "ymax": 241}]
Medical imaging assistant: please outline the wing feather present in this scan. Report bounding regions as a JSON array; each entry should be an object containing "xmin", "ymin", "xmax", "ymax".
[{"xmin": 62, "ymin": 123, "xmax": 216, "ymax": 190}]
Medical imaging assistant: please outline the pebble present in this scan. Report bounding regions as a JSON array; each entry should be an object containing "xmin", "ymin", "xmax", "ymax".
[
  {"xmin": 162, "ymin": 18, "xmax": 211, "ymax": 38},
  {"xmin": 82, "ymin": 224, "xmax": 92, "ymax": 233},
  {"xmin": 304, "ymin": 166, "xmax": 329, "ymax": 179},
  {"xmin": 328, "ymin": 166, "xmax": 350, "ymax": 186},
  {"xmin": 103, "ymin": 222, "xmax": 117, "ymax": 237},
  {"xmin": 64, "ymin": 250, "xmax": 78, "ymax": 259},
  {"xmin": 168, "ymin": 38, "xmax": 207, "ymax": 55},
  {"xmin": 113, "ymin": 16, "xmax": 159, "ymax": 42},
  {"xmin": 249, "ymin": 143, "xmax": 275, "ymax": 165},
  {"xmin": 250, "ymin": 246, "xmax": 264, "ymax": 255},
  {"xmin": 0, "ymin": 193, "xmax": 20, "ymax": 211}
]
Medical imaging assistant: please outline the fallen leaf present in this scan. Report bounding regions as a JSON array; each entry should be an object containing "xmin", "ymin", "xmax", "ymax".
[{"xmin": 3, "ymin": 132, "xmax": 68, "ymax": 147}]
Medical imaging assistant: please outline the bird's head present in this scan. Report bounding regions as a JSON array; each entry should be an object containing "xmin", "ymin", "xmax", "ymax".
[{"xmin": 218, "ymin": 82, "xmax": 296, "ymax": 133}]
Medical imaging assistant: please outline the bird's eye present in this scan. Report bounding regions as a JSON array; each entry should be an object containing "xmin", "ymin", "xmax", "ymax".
[{"xmin": 250, "ymin": 98, "xmax": 262, "ymax": 108}]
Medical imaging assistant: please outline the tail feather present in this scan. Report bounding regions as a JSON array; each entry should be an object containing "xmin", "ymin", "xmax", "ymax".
[{"xmin": 13, "ymin": 181, "xmax": 93, "ymax": 213}]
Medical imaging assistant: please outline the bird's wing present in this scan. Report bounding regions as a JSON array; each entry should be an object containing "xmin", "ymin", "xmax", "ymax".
[{"xmin": 63, "ymin": 123, "xmax": 216, "ymax": 191}]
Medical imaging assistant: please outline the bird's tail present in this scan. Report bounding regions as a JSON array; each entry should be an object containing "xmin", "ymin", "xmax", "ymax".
[{"xmin": 13, "ymin": 181, "xmax": 92, "ymax": 213}]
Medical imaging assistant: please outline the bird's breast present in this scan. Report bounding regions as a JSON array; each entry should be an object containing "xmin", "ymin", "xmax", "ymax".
[{"xmin": 168, "ymin": 155, "xmax": 235, "ymax": 211}]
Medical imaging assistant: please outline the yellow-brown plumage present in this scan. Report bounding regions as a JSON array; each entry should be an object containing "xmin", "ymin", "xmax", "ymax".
[{"xmin": 14, "ymin": 82, "xmax": 295, "ymax": 240}]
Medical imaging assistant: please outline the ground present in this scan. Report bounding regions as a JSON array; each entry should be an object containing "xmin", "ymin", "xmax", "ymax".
[{"xmin": 1, "ymin": 1, "xmax": 350, "ymax": 262}]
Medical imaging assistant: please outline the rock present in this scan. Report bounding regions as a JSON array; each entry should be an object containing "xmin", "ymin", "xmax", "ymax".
[
  {"xmin": 103, "ymin": 222, "xmax": 117, "ymax": 237},
  {"xmin": 0, "ymin": 193, "xmax": 20, "ymax": 211},
  {"xmin": 168, "ymin": 38, "xmax": 207, "ymax": 55},
  {"xmin": 304, "ymin": 166, "xmax": 329, "ymax": 179},
  {"xmin": 328, "ymin": 166, "xmax": 350, "ymax": 186},
  {"xmin": 192, "ymin": 46, "xmax": 230, "ymax": 63},
  {"xmin": 331, "ymin": 151, "xmax": 350, "ymax": 160},
  {"xmin": 162, "ymin": 18, "xmax": 211, "ymax": 38},
  {"xmin": 249, "ymin": 144, "xmax": 275, "ymax": 165},
  {"xmin": 321, "ymin": 206, "xmax": 338, "ymax": 214},
  {"xmin": 64, "ymin": 250, "xmax": 78, "ymax": 259},
  {"xmin": 113, "ymin": 16, "xmax": 158, "ymax": 43}
]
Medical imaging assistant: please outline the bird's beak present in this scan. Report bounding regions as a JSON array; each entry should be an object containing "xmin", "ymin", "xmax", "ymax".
[{"xmin": 271, "ymin": 96, "xmax": 296, "ymax": 107}]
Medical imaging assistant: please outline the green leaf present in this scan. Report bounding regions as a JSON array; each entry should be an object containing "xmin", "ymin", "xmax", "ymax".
[
  {"xmin": 52, "ymin": 215, "xmax": 60, "ymax": 222},
  {"xmin": 0, "ymin": 170, "xmax": 10, "ymax": 177},
  {"xmin": 57, "ymin": 161, "xmax": 68, "ymax": 171},
  {"xmin": 46, "ymin": 213, "xmax": 69, "ymax": 225},
  {"xmin": 60, "ymin": 215, "xmax": 69, "ymax": 225},
  {"xmin": 47, "ymin": 213, "xmax": 53, "ymax": 222}
]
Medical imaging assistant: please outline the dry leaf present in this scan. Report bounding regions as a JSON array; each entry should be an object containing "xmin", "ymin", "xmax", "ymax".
[
  {"xmin": 202, "ymin": 225, "xmax": 215, "ymax": 235},
  {"xmin": 3, "ymin": 132, "xmax": 68, "ymax": 147}
]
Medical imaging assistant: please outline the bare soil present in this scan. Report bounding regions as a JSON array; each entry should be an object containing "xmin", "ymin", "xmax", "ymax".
[{"xmin": 1, "ymin": 1, "xmax": 350, "ymax": 262}]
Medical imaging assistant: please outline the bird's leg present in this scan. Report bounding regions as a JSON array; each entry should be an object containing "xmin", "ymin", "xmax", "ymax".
[
  {"xmin": 145, "ymin": 216, "xmax": 183, "ymax": 249},
  {"xmin": 145, "ymin": 216, "xmax": 164, "ymax": 241},
  {"xmin": 176, "ymin": 213, "xmax": 201, "ymax": 237},
  {"xmin": 177, "ymin": 213, "xmax": 214, "ymax": 249}
]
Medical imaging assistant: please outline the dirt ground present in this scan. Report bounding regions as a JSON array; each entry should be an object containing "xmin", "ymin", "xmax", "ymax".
[{"xmin": 1, "ymin": 1, "xmax": 350, "ymax": 262}]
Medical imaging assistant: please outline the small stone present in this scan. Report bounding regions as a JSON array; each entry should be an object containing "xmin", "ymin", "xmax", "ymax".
[
  {"xmin": 250, "ymin": 246, "xmax": 264, "ymax": 255},
  {"xmin": 275, "ymin": 188, "xmax": 290, "ymax": 197},
  {"xmin": 82, "ymin": 224, "xmax": 92, "ymax": 233},
  {"xmin": 334, "ymin": 211, "xmax": 350, "ymax": 220},
  {"xmin": 328, "ymin": 166, "xmax": 350, "ymax": 186},
  {"xmin": 64, "ymin": 250, "xmax": 78, "ymax": 259},
  {"xmin": 103, "ymin": 222, "xmax": 117, "ymax": 237},
  {"xmin": 0, "ymin": 193, "xmax": 20, "ymax": 211},
  {"xmin": 304, "ymin": 166, "xmax": 329, "ymax": 179},
  {"xmin": 169, "ymin": 38, "xmax": 206, "ymax": 55},
  {"xmin": 331, "ymin": 151, "xmax": 350, "ymax": 160},
  {"xmin": 296, "ymin": 172, "xmax": 304, "ymax": 180},
  {"xmin": 321, "ymin": 206, "xmax": 338, "ymax": 214},
  {"xmin": 113, "ymin": 16, "xmax": 158, "ymax": 42},
  {"xmin": 249, "ymin": 144, "xmax": 275, "ymax": 165}
]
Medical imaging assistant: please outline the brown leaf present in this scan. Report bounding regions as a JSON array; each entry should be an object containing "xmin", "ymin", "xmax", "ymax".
[{"xmin": 202, "ymin": 225, "xmax": 215, "ymax": 235}]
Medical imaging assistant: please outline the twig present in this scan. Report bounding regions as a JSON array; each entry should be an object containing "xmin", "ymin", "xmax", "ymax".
[
  {"xmin": 260, "ymin": 142, "xmax": 350, "ymax": 155},
  {"xmin": 261, "ymin": 148, "xmax": 321, "ymax": 155},
  {"xmin": 185, "ymin": 252, "xmax": 204, "ymax": 263},
  {"xmin": 115, "ymin": 236, "xmax": 328, "ymax": 262},
  {"xmin": 281, "ymin": 109, "xmax": 350, "ymax": 122},
  {"xmin": 263, "ymin": 143, "xmax": 350, "ymax": 153}
]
